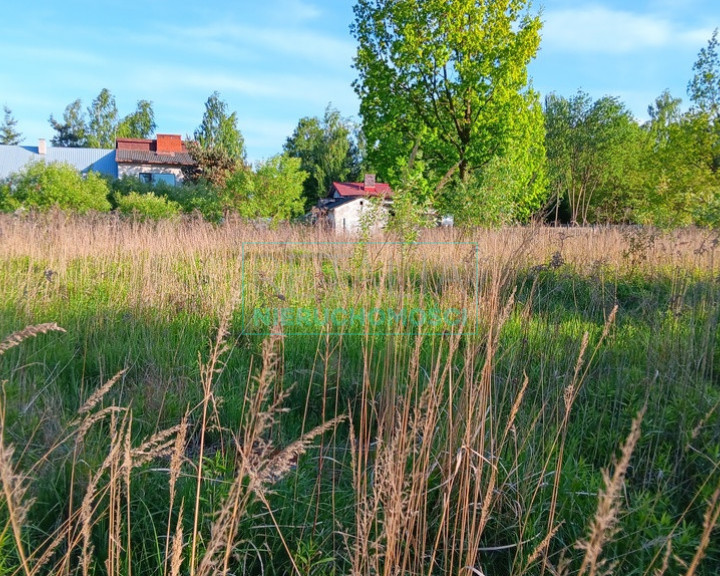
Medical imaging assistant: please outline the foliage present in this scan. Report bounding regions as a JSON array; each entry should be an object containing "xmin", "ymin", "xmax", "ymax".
[
  {"xmin": 688, "ymin": 28, "xmax": 720, "ymax": 119},
  {"xmin": 440, "ymin": 158, "xmax": 520, "ymax": 227},
  {"xmin": 49, "ymin": 90, "xmax": 157, "ymax": 148},
  {"xmin": 194, "ymin": 92, "xmax": 245, "ymax": 161},
  {"xmin": 49, "ymin": 99, "xmax": 88, "ymax": 147},
  {"xmin": 224, "ymin": 154, "xmax": 307, "ymax": 221},
  {"xmin": 284, "ymin": 104, "xmax": 363, "ymax": 207},
  {"xmin": 351, "ymin": 0, "xmax": 543, "ymax": 200},
  {"xmin": 2, "ymin": 161, "xmax": 111, "ymax": 213},
  {"xmin": 0, "ymin": 180, "xmax": 20, "ymax": 212},
  {"xmin": 185, "ymin": 93, "xmax": 246, "ymax": 190},
  {"xmin": 114, "ymin": 191, "xmax": 181, "ymax": 221},
  {"xmin": 544, "ymin": 91, "xmax": 642, "ymax": 224},
  {"xmin": 0, "ymin": 106, "xmax": 23, "ymax": 145},
  {"xmin": 183, "ymin": 140, "xmax": 241, "ymax": 189},
  {"xmin": 85, "ymin": 88, "xmax": 118, "ymax": 148},
  {"xmin": 170, "ymin": 180, "xmax": 225, "ymax": 223},
  {"xmin": 116, "ymin": 100, "xmax": 157, "ymax": 139},
  {"xmin": 635, "ymin": 91, "xmax": 718, "ymax": 227}
]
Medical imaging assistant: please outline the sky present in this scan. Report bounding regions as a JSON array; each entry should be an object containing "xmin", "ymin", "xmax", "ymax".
[{"xmin": 1, "ymin": 0, "xmax": 718, "ymax": 164}]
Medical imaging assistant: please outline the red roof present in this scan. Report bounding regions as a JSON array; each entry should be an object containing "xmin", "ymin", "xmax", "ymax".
[
  {"xmin": 331, "ymin": 181, "xmax": 393, "ymax": 198},
  {"xmin": 115, "ymin": 134, "xmax": 194, "ymax": 166}
]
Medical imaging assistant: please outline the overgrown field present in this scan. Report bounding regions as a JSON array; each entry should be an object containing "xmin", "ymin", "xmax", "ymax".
[{"xmin": 0, "ymin": 213, "xmax": 719, "ymax": 576}]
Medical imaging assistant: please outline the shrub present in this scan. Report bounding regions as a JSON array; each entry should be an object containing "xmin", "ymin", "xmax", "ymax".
[
  {"xmin": 5, "ymin": 161, "xmax": 111, "ymax": 213},
  {"xmin": 0, "ymin": 179, "xmax": 20, "ymax": 212},
  {"xmin": 114, "ymin": 191, "xmax": 182, "ymax": 221}
]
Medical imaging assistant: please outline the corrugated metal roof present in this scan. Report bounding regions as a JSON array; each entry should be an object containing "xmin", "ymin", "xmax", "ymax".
[
  {"xmin": 116, "ymin": 149, "xmax": 195, "ymax": 166},
  {"xmin": 0, "ymin": 145, "xmax": 117, "ymax": 179}
]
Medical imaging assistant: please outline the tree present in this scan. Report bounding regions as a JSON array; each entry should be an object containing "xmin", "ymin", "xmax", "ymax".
[
  {"xmin": 49, "ymin": 99, "xmax": 88, "ymax": 147},
  {"xmin": 183, "ymin": 140, "xmax": 241, "ymax": 188},
  {"xmin": 688, "ymin": 28, "xmax": 720, "ymax": 119},
  {"xmin": 544, "ymin": 92, "xmax": 641, "ymax": 224},
  {"xmin": 186, "ymin": 93, "xmax": 247, "ymax": 188},
  {"xmin": 194, "ymin": 92, "xmax": 245, "ymax": 161},
  {"xmin": 637, "ymin": 91, "xmax": 719, "ymax": 226},
  {"xmin": 351, "ymin": 0, "xmax": 543, "ymax": 200},
  {"xmin": 7, "ymin": 161, "xmax": 111, "ymax": 213},
  {"xmin": 86, "ymin": 88, "xmax": 118, "ymax": 148},
  {"xmin": 0, "ymin": 106, "xmax": 23, "ymax": 145},
  {"xmin": 284, "ymin": 104, "xmax": 363, "ymax": 207},
  {"xmin": 50, "ymin": 90, "xmax": 155, "ymax": 148},
  {"xmin": 116, "ymin": 100, "xmax": 156, "ymax": 139},
  {"xmin": 224, "ymin": 154, "xmax": 307, "ymax": 220},
  {"xmin": 687, "ymin": 29, "xmax": 720, "ymax": 175}
]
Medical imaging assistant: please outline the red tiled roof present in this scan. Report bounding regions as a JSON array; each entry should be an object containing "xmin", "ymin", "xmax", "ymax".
[{"xmin": 332, "ymin": 181, "xmax": 393, "ymax": 198}]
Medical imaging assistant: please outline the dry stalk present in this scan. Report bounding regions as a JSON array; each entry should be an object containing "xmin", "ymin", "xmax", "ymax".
[
  {"xmin": 684, "ymin": 480, "xmax": 720, "ymax": 576},
  {"xmin": 0, "ymin": 323, "xmax": 66, "ymax": 355}
]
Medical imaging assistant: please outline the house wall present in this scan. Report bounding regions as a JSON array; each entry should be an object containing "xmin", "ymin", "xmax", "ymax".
[
  {"xmin": 117, "ymin": 163, "xmax": 186, "ymax": 184},
  {"xmin": 329, "ymin": 199, "xmax": 388, "ymax": 234}
]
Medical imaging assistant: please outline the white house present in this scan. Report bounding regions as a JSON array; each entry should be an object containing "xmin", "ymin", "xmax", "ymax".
[
  {"xmin": 316, "ymin": 174, "xmax": 393, "ymax": 234},
  {"xmin": 0, "ymin": 134, "xmax": 194, "ymax": 186},
  {"xmin": 115, "ymin": 134, "xmax": 194, "ymax": 185}
]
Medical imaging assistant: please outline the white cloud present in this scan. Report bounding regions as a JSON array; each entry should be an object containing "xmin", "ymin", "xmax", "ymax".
[
  {"xmin": 543, "ymin": 6, "xmax": 712, "ymax": 54},
  {"xmin": 278, "ymin": 0, "xmax": 323, "ymax": 21}
]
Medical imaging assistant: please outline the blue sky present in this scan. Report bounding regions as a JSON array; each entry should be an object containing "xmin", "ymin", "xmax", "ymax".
[{"xmin": 1, "ymin": 0, "xmax": 718, "ymax": 163}]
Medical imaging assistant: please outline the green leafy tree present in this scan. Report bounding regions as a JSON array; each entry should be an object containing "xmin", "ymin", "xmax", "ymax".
[
  {"xmin": 351, "ymin": 0, "xmax": 543, "ymax": 203},
  {"xmin": 49, "ymin": 99, "xmax": 88, "ymax": 147},
  {"xmin": 194, "ymin": 92, "xmax": 245, "ymax": 161},
  {"xmin": 7, "ymin": 162, "xmax": 111, "ymax": 213},
  {"xmin": 224, "ymin": 154, "xmax": 307, "ymax": 220},
  {"xmin": 687, "ymin": 29, "xmax": 720, "ymax": 176},
  {"xmin": 544, "ymin": 92, "xmax": 642, "ymax": 224},
  {"xmin": 187, "ymin": 92, "xmax": 246, "ymax": 189},
  {"xmin": 284, "ymin": 104, "xmax": 363, "ymax": 207},
  {"xmin": 0, "ymin": 106, "xmax": 23, "ymax": 145},
  {"xmin": 116, "ymin": 100, "xmax": 157, "ymax": 139},
  {"xmin": 688, "ymin": 28, "xmax": 720, "ymax": 119},
  {"xmin": 636, "ymin": 91, "xmax": 719, "ymax": 226},
  {"xmin": 86, "ymin": 88, "xmax": 118, "ymax": 148},
  {"xmin": 50, "ymin": 91, "xmax": 155, "ymax": 148}
]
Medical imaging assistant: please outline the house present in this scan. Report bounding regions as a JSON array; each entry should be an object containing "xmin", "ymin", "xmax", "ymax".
[
  {"xmin": 115, "ymin": 134, "xmax": 194, "ymax": 185},
  {"xmin": 316, "ymin": 174, "xmax": 393, "ymax": 234},
  {"xmin": 0, "ymin": 134, "xmax": 194, "ymax": 185},
  {"xmin": 0, "ymin": 139, "xmax": 117, "ymax": 179}
]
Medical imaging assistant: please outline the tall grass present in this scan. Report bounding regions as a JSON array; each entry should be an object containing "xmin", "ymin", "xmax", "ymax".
[{"xmin": 0, "ymin": 212, "xmax": 718, "ymax": 575}]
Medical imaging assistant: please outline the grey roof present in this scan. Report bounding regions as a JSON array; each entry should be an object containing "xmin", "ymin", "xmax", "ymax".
[
  {"xmin": 317, "ymin": 196, "xmax": 363, "ymax": 211},
  {"xmin": 116, "ymin": 149, "xmax": 195, "ymax": 166},
  {"xmin": 0, "ymin": 144, "xmax": 117, "ymax": 179}
]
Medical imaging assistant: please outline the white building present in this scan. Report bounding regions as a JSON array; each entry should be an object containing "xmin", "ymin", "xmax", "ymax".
[{"xmin": 316, "ymin": 175, "xmax": 393, "ymax": 234}]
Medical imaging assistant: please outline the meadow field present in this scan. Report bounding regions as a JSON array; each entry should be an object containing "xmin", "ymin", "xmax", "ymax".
[{"xmin": 0, "ymin": 212, "xmax": 719, "ymax": 576}]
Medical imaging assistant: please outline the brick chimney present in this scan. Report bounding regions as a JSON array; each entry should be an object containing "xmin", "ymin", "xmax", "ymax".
[
  {"xmin": 156, "ymin": 134, "xmax": 183, "ymax": 154},
  {"xmin": 364, "ymin": 173, "xmax": 376, "ymax": 193},
  {"xmin": 38, "ymin": 139, "xmax": 47, "ymax": 155}
]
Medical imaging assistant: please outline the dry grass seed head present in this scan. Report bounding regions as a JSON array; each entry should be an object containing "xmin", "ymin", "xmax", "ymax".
[
  {"xmin": 0, "ymin": 323, "xmax": 66, "ymax": 355},
  {"xmin": 576, "ymin": 406, "xmax": 645, "ymax": 576}
]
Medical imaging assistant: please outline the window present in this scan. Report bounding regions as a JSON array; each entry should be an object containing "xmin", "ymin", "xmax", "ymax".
[{"xmin": 139, "ymin": 172, "xmax": 176, "ymax": 186}]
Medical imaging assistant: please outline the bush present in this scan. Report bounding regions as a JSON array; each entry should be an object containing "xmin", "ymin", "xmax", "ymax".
[
  {"xmin": 5, "ymin": 161, "xmax": 111, "ymax": 213},
  {"xmin": 114, "ymin": 191, "xmax": 181, "ymax": 221},
  {"xmin": 0, "ymin": 180, "xmax": 20, "ymax": 212}
]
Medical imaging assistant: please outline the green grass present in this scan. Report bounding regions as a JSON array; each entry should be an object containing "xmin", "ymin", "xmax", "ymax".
[{"xmin": 0, "ymin": 216, "xmax": 719, "ymax": 576}]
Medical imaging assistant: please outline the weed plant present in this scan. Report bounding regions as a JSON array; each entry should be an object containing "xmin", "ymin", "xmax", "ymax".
[{"xmin": 0, "ymin": 213, "xmax": 718, "ymax": 575}]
